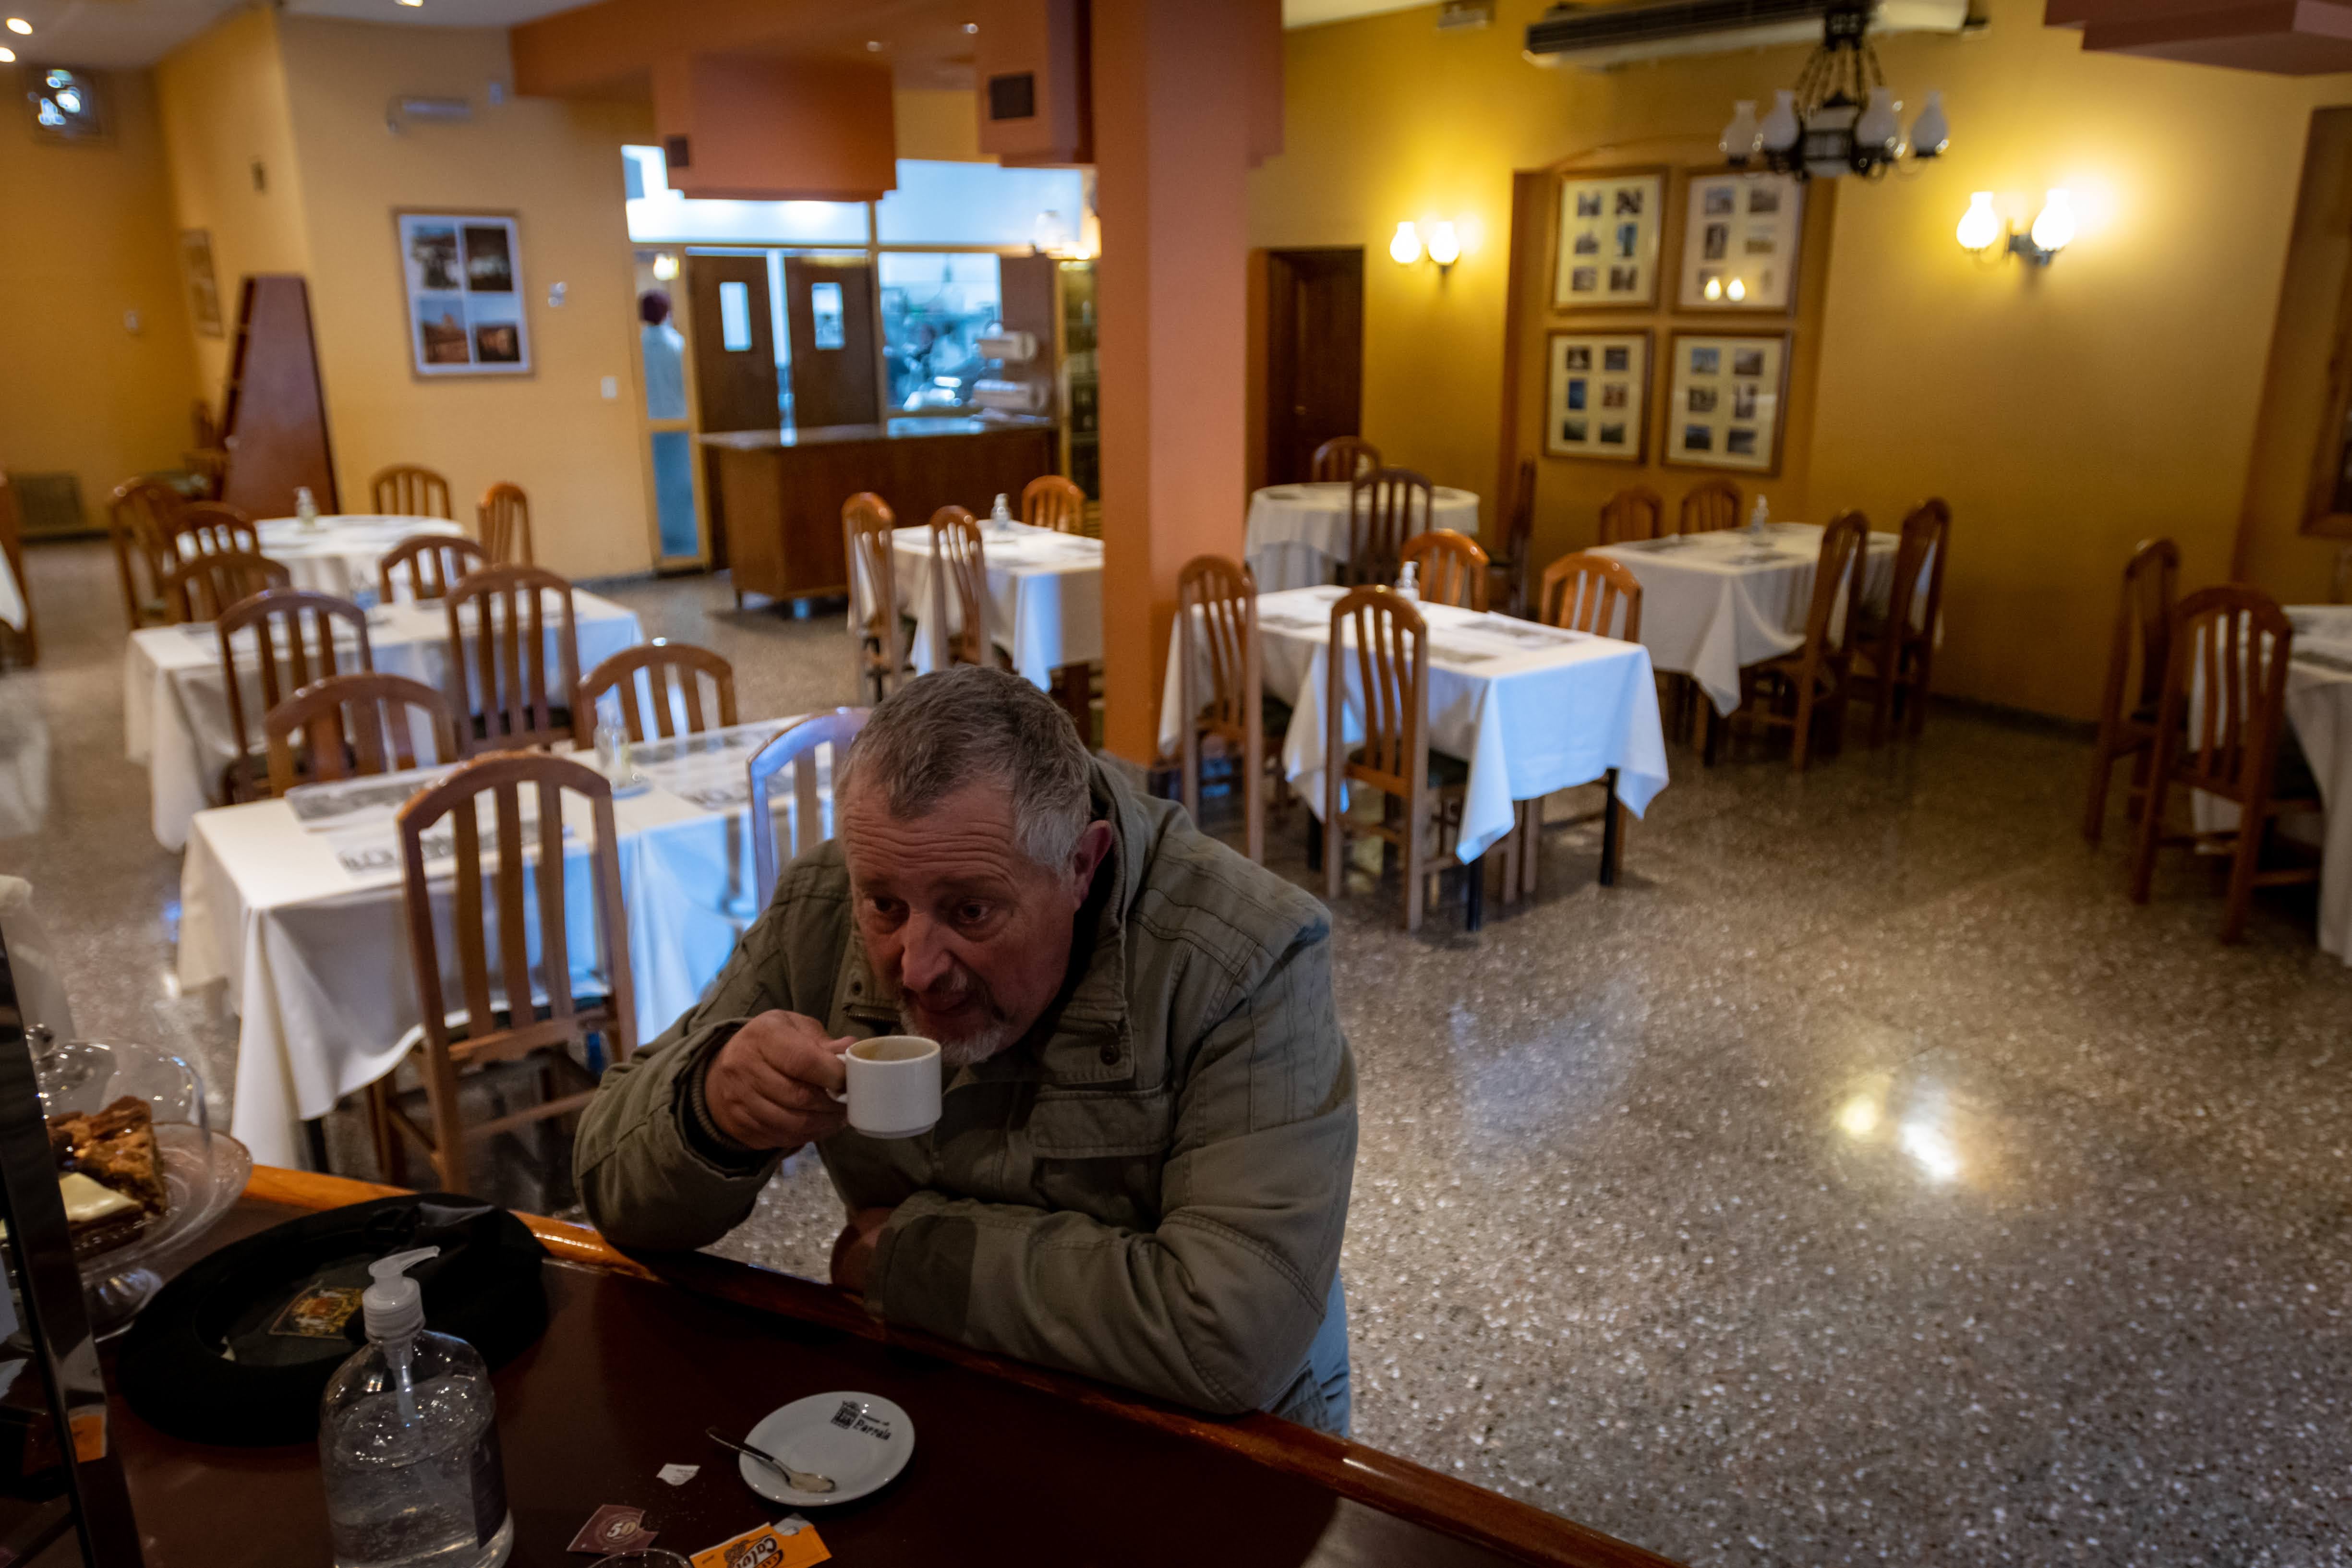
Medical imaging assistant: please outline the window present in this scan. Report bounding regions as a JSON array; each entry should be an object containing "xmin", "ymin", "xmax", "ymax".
[
  {"xmin": 718, "ymin": 281, "xmax": 753, "ymax": 351},
  {"xmin": 878, "ymin": 254, "xmax": 1002, "ymax": 413},
  {"xmin": 809, "ymin": 282, "xmax": 846, "ymax": 351}
]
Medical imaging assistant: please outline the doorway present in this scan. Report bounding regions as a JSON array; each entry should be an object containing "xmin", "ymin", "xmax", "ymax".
[
  {"xmin": 1264, "ymin": 248, "xmax": 1364, "ymax": 485},
  {"xmin": 783, "ymin": 258, "xmax": 882, "ymax": 428}
]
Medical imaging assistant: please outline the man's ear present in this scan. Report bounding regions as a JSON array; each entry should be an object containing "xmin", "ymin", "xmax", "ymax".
[{"xmin": 1068, "ymin": 819, "xmax": 1114, "ymax": 897}]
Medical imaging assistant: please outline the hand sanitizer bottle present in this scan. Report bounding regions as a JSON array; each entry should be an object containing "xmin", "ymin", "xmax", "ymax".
[
  {"xmin": 1748, "ymin": 495, "xmax": 1770, "ymax": 537},
  {"xmin": 296, "ymin": 487, "xmax": 321, "ymax": 529},
  {"xmin": 592, "ymin": 690, "xmax": 632, "ymax": 787},
  {"xmin": 989, "ymin": 493, "xmax": 1013, "ymax": 531},
  {"xmin": 319, "ymin": 1249, "xmax": 513, "ymax": 1568},
  {"xmin": 1395, "ymin": 560, "xmax": 1420, "ymax": 603}
]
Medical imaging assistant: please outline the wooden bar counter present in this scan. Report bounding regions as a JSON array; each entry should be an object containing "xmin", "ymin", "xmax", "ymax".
[
  {"xmin": 111, "ymin": 1168, "xmax": 1680, "ymax": 1568},
  {"xmin": 705, "ymin": 416, "xmax": 1058, "ymax": 606}
]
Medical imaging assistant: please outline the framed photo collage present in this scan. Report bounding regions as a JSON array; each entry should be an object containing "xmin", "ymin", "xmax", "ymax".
[{"xmin": 1546, "ymin": 166, "xmax": 1803, "ymax": 475}]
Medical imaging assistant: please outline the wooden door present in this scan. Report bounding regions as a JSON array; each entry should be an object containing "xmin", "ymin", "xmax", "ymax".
[
  {"xmin": 685, "ymin": 254, "xmax": 781, "ymax": 434},
  {"xmin": 1264, "ymin": 249, "xmax": 1364, "ymax": 486},
  {"xmin": 220, "ymin": 275, "xmax": 338, "ymax": 518},
  {"xmin": 783, "ymin": 258, "xmax": 881, "ymax": 429}
]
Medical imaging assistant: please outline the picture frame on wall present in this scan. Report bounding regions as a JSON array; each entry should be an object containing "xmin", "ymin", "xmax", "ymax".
[
  {"xmin": 1545, "ymin": 330, "xmax": 1651, "ymax": 463},
  {"xmin": 1665, "ymin": 330, "xmax": 1789, "ymax": 476},
  {"xmin": 178, "ymin": 229, "xmax": 224, "ymax": 338},
  {"xmin": 1677, "ymin": 171, "xmax": 1804, "ymax": 314},
  {"xmin": 1553, "ymin": 168, "xmax": 1666, "ymax": 312},
  {"xmin": 395, "ymin": 210, "xmax": 531, "ymax": 378}
]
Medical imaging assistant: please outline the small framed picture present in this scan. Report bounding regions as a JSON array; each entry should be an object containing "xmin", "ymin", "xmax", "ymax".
[
  {"xmin": 396, "ymin": 209, "xmax": 531, "ymax": 377},
  {"xmin": 1547, "ymin": 330, "xmax": 1651, "ymax": 463},
  {"xmin": 1677, "ymin": 171, "xmax": 1804, "ymax": 313},
  {"xmin": 1665, "ymin": 330, "xmax": 1789, "ymax": 476},
  {"xmin": 1555, "ymin": 169, "xmax": 1666, "ymax": 312}
]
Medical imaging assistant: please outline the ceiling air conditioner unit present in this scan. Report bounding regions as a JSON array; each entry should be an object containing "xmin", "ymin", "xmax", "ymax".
[{"xmin": 1526, "ymin": 0, "xmax": 1971, "ymax": 68}]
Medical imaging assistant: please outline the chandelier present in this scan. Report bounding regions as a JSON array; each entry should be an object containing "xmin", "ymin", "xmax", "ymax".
[{"xmin": 1719, "ymin": 0, "xmax": 1948, "ymax": 181}]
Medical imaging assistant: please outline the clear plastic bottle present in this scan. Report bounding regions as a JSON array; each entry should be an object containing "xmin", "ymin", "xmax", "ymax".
[
  {"xmin": 989, "ymin": 492, "xmax": 1013, "ymax": 531},
  {"xmin": 1395, "ymin": 560, "xmax": 1420, "ymax": 603},
  {"xmin": 319, "ymin": 1249, "xmax": 513, "ymax": 1568},
  {"xmin": 295, "ymin": 486, "xmax": 322, "ymax": 529}
]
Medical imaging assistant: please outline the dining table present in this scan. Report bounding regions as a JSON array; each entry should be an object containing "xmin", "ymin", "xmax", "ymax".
[
  {"xmin": 244, "ymin": 512, "xmax": 469, "ymax": 599},
  {"xmin": 1245, "ymin": 482, "xmax": 1483, "ymax": 591},
  {"xmin": 109, "ymin": 1164, "xmax": 1681, "ymax": 1568},
  {"xmin": 1589, "ymin": 523, "xmax": 1912, "ymax": 717},
  {"xmin": 175, "ymin": 717, "xmax": 828, "ymax": 1170},
  {"xmin": 1157, "ymin": 586, "xmax": 1669, "ymax": 869},
  {"xmin": 123, "ymin": 589, "xmax": 644, "ymax": 851},
  {"xmin": 858, "ymin": 520, "xmax": 1103, "ymax": 690}
]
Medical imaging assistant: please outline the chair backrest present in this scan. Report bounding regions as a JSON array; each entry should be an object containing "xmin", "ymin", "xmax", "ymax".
[
  {"xmin": 2099, "ymin": 537, "xmax": 2181, "ymax": 732},
  {"xmin": 1346, "ymin": 468, "xmax": 1435, "ymax": 587},
  {"xmin": 108, "ymin": 478, "xmax": 183, "ymax": 625},
  {"xmin": 1598, "ymin": 485, "xmax": 1664, "ymax": 545},
  {"xmin": 444, "ymin": 564, "xmax": 581, "ymax": 753},
  {"xmin": 217, "ymin": 587, "xmax": 374, "ymax": 764},
  {"xmin": 843, "ymin": 492, "xmax": 903, "ymax": 692},
  {"xmin": 928, "ymin": 506, "xmax": 992, "ymax": 666},
  {"xmin": 372, "ymin": 464, "xmax": 454, "ymax": 519},
  {"xmin": 1311, "ymin": 436, "xmax": 1380, "ymax": 483},
  {"xmin": 1020, "ymin": 474, "xmax": 1086, "ymax": 535},
  {"xmin": 1537, "ymin": 552, "xmax": 1643, "ymax": 642},
  {"xmin": 2156, "ymin": 584, "xmax": 2296, "ymax": 806},
  {"xmin": 748, "ymin": 708, "xmax": 869, "ymax": 905},
  {"xmin": 576, "ymin": 639, "xmax": 736, "ymax": 744},
  {"xmin": 1176, "ymin": 555, "xmax": 1265, "ymax": 863},
  {"xmin": 478, "ymin": 482, "xmax": 533, "ymax": 566},
  {"xmin": 1679, "ymin": 477, "xmax": 1743, "ymax": 534},
  {"xmin": 1400, "ymin": 529, "xmax": 1489, "ymax": 611},
  {"xmin": 1800, "ymin": 510, "xmax": 1870, "ymax": 660},
  {"xmin": 380, "ymin": 532, "xmax": 490, "ymax": 603},
  {"xmin": 397, "ymin": 751, "xmax": 635, "ymax": 1083},
  {"xmin": 1328, "ymin": 585, "xmax": 1427, "ymax": 801},
  {"xmin": 265, "ymin": 671, "xmax": 459, "ymax": 797},
  {"xmin": 1882, "ymin": 498, "xmax": 1952, "ymax": 646},
  {"xmin": 167, "ymin": 501, "xmax": 259, "ymax": 561},
  {"xmin": 163, "ymin": 550, "xmax": 290, "ymax": 624},
  {"xmin": 2333, "ymin": 544, "xmax": 2352, "ymax": 606}
]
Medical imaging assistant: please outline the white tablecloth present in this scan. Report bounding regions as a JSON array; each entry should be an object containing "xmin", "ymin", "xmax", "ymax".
[
  {"xmin": 123, "ymin": 590, "xmax": 643, "ymax": 851},
  {"xmin": 856, "ymin": 521, "xmax": 1104, "ymax": 689},
  {"xmin": 1156, "ymin": 586, "xmax": 1667, "ymax": 863},
  {"xmin": 177, "ymin": 717, "xmax": 834, "ymax": 1167},
  {"xmin": 1592, "ymin": 523, "xmax": 1906, "ymax": 715},
  {"xmin": 1244, "ymin": 482, "xmax": 1482, "ymax": 591},
  {"xmin": 247, "ymin": 515, "xmax": 467, "ymax": 600},
  {"xmin": 0, "ymin": 544, "xmax": 23, "ymax": 632}
]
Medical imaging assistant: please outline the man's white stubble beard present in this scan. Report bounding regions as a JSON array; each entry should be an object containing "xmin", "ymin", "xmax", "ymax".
[{"xmin": 900, "ymin": 1005, "xmax": 1018, "ymax": 1068}]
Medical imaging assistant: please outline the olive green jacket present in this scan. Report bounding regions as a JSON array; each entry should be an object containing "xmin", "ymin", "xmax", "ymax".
[{"xmin": 574, "ymin": 762, "xmax": 1356, "ymax": 1427}]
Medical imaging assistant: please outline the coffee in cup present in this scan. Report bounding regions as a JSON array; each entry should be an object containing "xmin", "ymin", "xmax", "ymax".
[{"xmin": 833, "ymin": 1036, "xmax": 941, "ymax": 1139}]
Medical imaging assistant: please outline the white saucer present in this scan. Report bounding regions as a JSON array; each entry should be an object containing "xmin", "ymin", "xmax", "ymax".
[{"xmin": 738, "ymin": 1392, "xmax": 914, "ymax": 1507}]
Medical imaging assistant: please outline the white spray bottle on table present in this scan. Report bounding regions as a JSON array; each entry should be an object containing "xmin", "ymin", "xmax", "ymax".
[{"xmin": 319, "ymin": 1248, "xmax": 513, "ymax": 1568}]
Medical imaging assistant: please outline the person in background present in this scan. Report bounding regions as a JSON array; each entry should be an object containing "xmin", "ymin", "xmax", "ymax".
[{"xmin": 639, "ymin": 290, "xmax": 686, "ymax": 422}]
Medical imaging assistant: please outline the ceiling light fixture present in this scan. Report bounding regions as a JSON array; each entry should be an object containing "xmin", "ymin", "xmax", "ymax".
[
  {"xmin": 963, "ymin": 21, "xmax": 978, "ymax": 32},
  {"xmin": 5, "ymin": 18, "xmax": 31, "ymax": 34},
  {"xmin": 1720, "ymin": 0, "xmax": 1945, "ymax": 182},
  {"xmin": 865, "ymin": 39, "xmax": 882, "ymax": 51},
  {"xmin": 397, "ymin": 0, "xmax": 423, "ymax": 8},
  {"xmin": 0, "ymin": 46, "xmax": 13, "ymax": 61}
]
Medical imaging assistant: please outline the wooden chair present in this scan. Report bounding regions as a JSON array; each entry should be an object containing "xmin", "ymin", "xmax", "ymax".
[
  {"xmin": 1486, "ymin": 458, "xmax": 1536, "ymax": 618},
  {"xmin": 2127, "ymin": 585, "xmax": 2323, "ymax": 943},
  {"xmin": 1847, "ymin": 499, "xmax": 1953, "ymax": 744},
  {"xmin": 1345, "ymin": 467, "xmax": 1435, "ymax": 588},
  {"xmin": 1679, "ymin": 477, "xmax": 1743, "ymax": 534},
  {"xmin": 372, "ymin": 464, "xmax": 454, "ymax": 519},
  {"xmin": 575, "ymin": 640, "xmax": 736, "ymax": 743},
  {"xmin": 1322, "ymin": 586, "xmax": 1482, "ymax": 933},
  {"xmin": 2082, "ymin": 539, "xmax": 2180, "ymax": 845},
  {"xmin": 1709, "ymin": 510, "xmax": 1866, "ymax": 771},
  {"xmin": 163, "ymin": 550, "xmax": 290, "ymax": 624},
  {"xmin": 1517, "ymin": 553, "xmax": 1647, "ymax": 899},
  {"xmin": 380, "ymin": 533, "xmax": 491, "ymax": 603},
  {"xmin": 928, "ymin": 506, "xmax": 999, "ymax": 668},
  {"xmin": 187, "ymin": 400, "xmax": 227, "ymax": 499},
  {"xmin": 445, "ymin": 564, "xmax": 581, "ymax": 754},
  {"xmin": 165, "ymin": 501, "xmax": 260, "ymax": 561},
  {"xmin": 478, "ymin": 482, "xmax": 533, "ymax": 566},
  {"xmin": 108, "ymin": 478, "xmax": 183, "ymax": 628},
  {"xmin": 844, "ymin": 492, "xmax": 907, "ymax": 704},
  {"xmin": 1598, "ymin": 485, "xmax": 1664, "ymax": 546},
  {"xmin": 1020, "ymin": 474, "xmax": 1086, "ymax": 535},
  {"xmin": 0, "ymin": 473, "xmax": 33, "ymax": 669},
  {"xmin": 2333, "ymin": 544, "xmax": 2352, "ymax": 606},
  {"xmin": 1400, "ymin": 529, "xmax": 1490, "ymax": 611},
  {"xmin": 1175, "ymin": 555, "xmax": 1286, "ymax": 866},
  {"xmin": 1311, "ymin": 436, "xmax": 1381, "ymax": 483},
  {"xmin": 748, "ymin": 708, "xmax": 870, "ymax": 906},
  {"xmin": 218, "ymin": 589, "xmax": 374, "ymax": 802},
  {"xmin": 264, "ymin": 672, "xmax": 460, "ymax": 798},
  {"xmin": 381, "ymin": 751, "xmax": 634, "ymax": 1194}
]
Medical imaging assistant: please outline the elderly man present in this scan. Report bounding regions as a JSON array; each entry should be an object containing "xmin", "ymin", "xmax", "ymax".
[{"xmin": 576, "ymin": 666, "xmax": 1358, "ymax": 1432}]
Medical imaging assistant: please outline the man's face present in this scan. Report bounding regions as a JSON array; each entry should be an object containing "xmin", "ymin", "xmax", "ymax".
[{"xmin": 840, "ymin": 778, "xmax": 1111, "ymax": 1066}]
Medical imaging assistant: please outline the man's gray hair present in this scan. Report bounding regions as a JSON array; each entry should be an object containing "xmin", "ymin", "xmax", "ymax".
[{"xmin": 837, "ymin": 666, "xmax": 1095, "ymax": 870}]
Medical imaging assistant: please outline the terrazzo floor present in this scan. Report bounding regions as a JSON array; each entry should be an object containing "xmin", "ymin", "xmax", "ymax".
[{"xmin": 5, "ymin": 538, "xmax": 2348, "ymax": 1567}]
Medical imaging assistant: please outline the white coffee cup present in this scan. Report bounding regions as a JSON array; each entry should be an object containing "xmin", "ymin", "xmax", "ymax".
[{"xmin": 832, "ymin": 1035, "xmax": 941, "ymax": 1139}]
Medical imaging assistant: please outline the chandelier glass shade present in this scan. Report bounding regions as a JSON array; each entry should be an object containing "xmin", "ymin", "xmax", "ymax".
[{"xmin": 1721, "ymin": 0, "xmax": 1947, "ymax": 181}]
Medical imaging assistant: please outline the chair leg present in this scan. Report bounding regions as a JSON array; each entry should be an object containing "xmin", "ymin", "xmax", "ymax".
[
  {"xmin": 365, "ymin": 1078, "xmax": 399, "ymax": 1187},
  {"xmin": 1701, "ymin": 701, "xmax": 1722, "ymax": 767},
  {"xmin": 1463, "ymin": 852, "xmax": 1484, "ymax": 931},
  {"xmin": 1789, "ymin": 678, "xmax": 1816, "ymax": 772},
  {"xmin": 422, "ymin": 1048, "xmax": 471, "ymax": 1196},
  {"xmin": 2126, "ymin": 770, "xmax": 2170, "ymax": 905},
  {"xmin": 2081, "ymin": 738, "xmax": 2115, "ymax": 844},
  {"xmin": 1497, "ymin": 806, "xmax": 1522, "ymax": 907},
  {"xmin": 2219, "ymin": 815, "xmax": 2265, "ymax": 944},
  {"xmin": 1520, "ymin": 796, "xmax": 1543, "ymax": 898},
  {"xmin": 1599, "ymin": 771, "xmax": 1623, "ymax": 887},
  {"xmin": 1307, "ymin": 809, "xmax": 1324, "ymax": 873},
  {"xmin": 1402, "ymin": 789, "xmax": 1425, "ymax": 934},
  {"xmin": 1907, "ymin": 647, "xmax": 1934, "ymax": 739},
  {"xmin": 1324, "ymin": 808, "xmax": 1343, "ymax": 904}
]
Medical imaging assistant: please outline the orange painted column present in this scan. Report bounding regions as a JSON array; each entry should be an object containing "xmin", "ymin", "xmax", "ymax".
[{"xmin": 1091, "ymin": 0, "xmax": 1281, "ymax": 765}]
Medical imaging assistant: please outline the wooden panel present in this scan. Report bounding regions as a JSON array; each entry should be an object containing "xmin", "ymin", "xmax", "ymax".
[
  {"xmin": 975, "ymin": 0, "xmax": 1093, "ymax": 165},
  {"xmin": 686, "ymin": 254, "xmax": 781, "ymax": 433},
  {"xmin": 220, "ymin": 276, "xmax": 338, "ymax": 519},
  {"xmin": 783, "ymin": 258, "xmax": 881, "ymax": 429},
  {"xmin": 1264, "ymin": 249, "xmax": 1364, "ymax": 486},
  {"xmin": 998, "ymin": 253, "xmax": 1062, "ymax": 422}
]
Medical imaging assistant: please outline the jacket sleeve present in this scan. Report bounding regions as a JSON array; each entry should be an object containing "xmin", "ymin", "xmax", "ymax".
[
  {"xmin": 864, "ymin": 925, "xmax": 1356, "ymax": 1415},
  {"xmin": 573, "ymin": 856, "xmax": 847, "ymax": 1251}
]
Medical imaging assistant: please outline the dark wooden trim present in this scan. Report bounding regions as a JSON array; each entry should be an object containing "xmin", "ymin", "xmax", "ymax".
[{"xmin": 244, "ymin": 1167, "xmax": 1681, "ymax": 1568}]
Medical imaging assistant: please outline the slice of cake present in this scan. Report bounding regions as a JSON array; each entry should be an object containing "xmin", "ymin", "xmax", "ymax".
[{"xmin": 48, "ymin": 1096, "xmax": 169, "ymax": 1256}]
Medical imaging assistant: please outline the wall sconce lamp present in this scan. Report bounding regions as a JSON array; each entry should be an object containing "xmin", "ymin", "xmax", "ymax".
[
  {"xmin": 1391, "ymin": 219, "xmax": 1463, "ymax": 270},
  {"xmin": 1957, "ymin": 189, "xmax": 2075, "ymax": 266}
]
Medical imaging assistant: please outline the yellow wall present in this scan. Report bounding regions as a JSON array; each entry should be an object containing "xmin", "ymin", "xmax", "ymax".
[
  {"xmin": 0, "ymin": 66, "xmax": 201, "ymax": 529},
  {"xmin": 894, "ymin": 88, "xmax": 988, "ymax": 162},
  {"xmin": 1254, "ymin": 0, "xmax": 2352, "ymax": 719}
]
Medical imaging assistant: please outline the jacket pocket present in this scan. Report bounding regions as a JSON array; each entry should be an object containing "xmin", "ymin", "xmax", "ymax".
[{"xmin": 1024, "ymin": 1087, "xmax": 1173, "ymax": 1159}]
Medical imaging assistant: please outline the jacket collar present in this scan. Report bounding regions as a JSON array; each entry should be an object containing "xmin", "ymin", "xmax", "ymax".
[{"xmin": 837, "ymin": 759, "xmax": 1155, "ymax": 1088}]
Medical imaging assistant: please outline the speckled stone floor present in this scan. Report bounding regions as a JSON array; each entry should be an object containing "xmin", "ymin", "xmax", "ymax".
[{"xmin": 6, "ymin": 539, "xmax": 2348, "ymax": 1567}]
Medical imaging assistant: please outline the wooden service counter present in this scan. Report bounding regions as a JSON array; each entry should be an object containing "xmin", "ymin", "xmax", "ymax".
[
  {"xmin": 706, "ymin": 416, "xmax": 1058, "ymax": 606},
  {"xmin": 111, "ymin": 1168, "xmax": 1682, "ymax": 1568}
]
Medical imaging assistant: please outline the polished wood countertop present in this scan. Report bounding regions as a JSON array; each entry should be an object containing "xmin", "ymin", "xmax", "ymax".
[{"xmin": 700, "ymin": 415, "xmax": 1057, "ymax": 450}]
